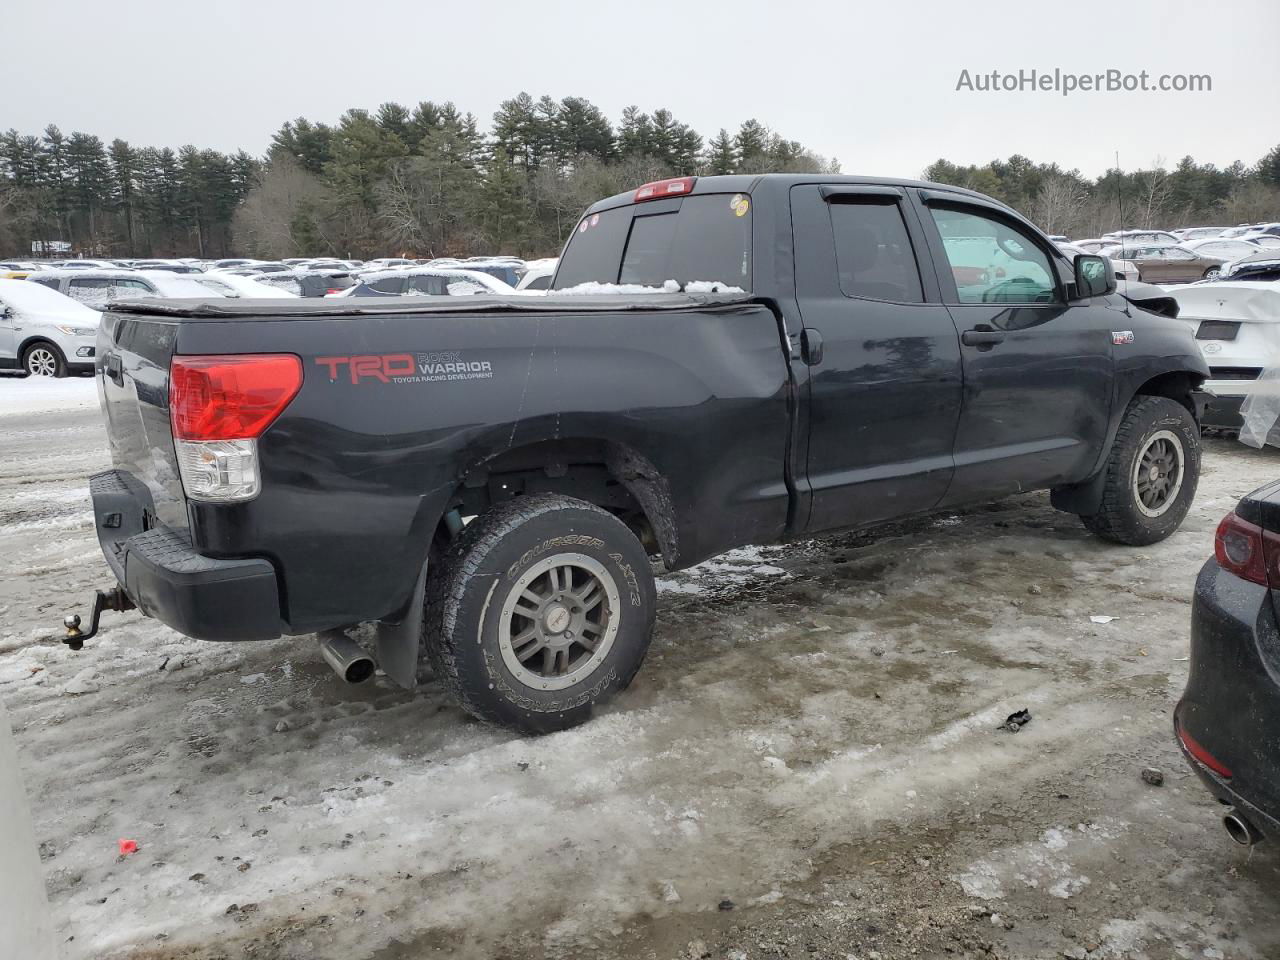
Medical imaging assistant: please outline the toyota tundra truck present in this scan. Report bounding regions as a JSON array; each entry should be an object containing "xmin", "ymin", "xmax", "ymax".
[{"xmin": 79, "ymin": 174, "xmax": 1209, "ymax": 733}]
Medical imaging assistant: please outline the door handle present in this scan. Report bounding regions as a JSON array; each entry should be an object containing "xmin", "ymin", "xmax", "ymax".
[
  {"xmin": 961, "ymin": 327, "xmax": 1006, "ymax": 348},
  {"xmin": 801, "ymin": 328, "xmax": 824, "ymax": 366},
  {"xmin": 105, "ymin": 353, "xmax": 123, "ymax": 385}
]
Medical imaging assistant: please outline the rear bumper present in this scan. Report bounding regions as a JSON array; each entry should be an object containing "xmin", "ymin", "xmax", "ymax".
[
  {"xmin": 1175, "ymin": 705, "xmax": 1280, "ymax": 838},
  {"xmin": 90, "ymin": 470, "xmax": 284, "ymax": 641},
  {"xmin": 1179, "ymin": 559, "xmax": 1280, "ymax": 835}
]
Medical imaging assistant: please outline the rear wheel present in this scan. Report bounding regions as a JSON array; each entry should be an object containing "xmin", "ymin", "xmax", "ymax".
[
  {"xmin": 1081, "ymin": 395, "xmax": 1201, "ymax": 545},
  {"xmin": 22, "ymin": 341, "xmax": 66, "ymax": 378},
  {"xmin": 423, "ymin": 493, "xmax": 656, "ymax": 733}
]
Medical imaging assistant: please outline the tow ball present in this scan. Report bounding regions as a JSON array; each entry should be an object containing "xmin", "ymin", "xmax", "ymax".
[{"xmin": 62, "ymin": 587, "xmax": 135, "ymax": 650}]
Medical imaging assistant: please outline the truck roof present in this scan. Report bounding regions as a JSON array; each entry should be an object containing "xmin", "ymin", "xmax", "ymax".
[{"xmin": 583, "ymin": 172, "xmax": 1012, "ymax": 215}]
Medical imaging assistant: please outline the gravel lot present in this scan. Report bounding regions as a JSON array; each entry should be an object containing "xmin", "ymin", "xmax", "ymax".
[{"xmin": 2, "ymin": 377, "xmax": 1279, "ymax": 960}]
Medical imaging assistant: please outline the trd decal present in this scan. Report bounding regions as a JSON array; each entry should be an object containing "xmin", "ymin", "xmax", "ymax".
[{"xmin": 316, "ymin": 352, "xmax": 495, "ymax": 384}]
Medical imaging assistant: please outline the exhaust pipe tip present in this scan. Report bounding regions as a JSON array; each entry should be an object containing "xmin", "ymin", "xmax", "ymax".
[
  {"xmin": 1223, "ymin": 808, "xmax": 1264, "ymax": 847},
  {"xmin": 318, "ymin": 630, "xmax": 376, "ymax": 684}
]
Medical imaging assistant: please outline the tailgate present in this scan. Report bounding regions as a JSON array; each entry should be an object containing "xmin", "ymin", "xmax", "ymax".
[{"xmin": 96, "ymin": 310, "xmax": 188, "ymax": 531}]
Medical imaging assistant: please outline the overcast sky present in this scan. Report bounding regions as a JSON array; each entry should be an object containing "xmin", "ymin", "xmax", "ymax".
[{"xmin": 3, "ymin": 0, "xmax": 1277, "ymax": 178}]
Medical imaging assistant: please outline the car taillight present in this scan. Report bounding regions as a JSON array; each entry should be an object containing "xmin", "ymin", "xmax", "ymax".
[
  {"xmin": 325, "ymin": 287, "xmax": 344, "ymax": 295},
  {"xmin": 1213, "ymin": 511, "xmax": 1280, "ymax": 586},
  {"xmin": 634, "ymin": 176, "xmax": 696, "ymax": 202},
  {"xmin": 169, "ymin": 354, "xmax": 302, "ymax": 503}
]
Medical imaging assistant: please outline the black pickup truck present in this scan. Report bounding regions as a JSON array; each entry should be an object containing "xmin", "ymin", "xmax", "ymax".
[{"xmin": 83, "ymin": 174, "xmax": 1209, "ymax": 732}]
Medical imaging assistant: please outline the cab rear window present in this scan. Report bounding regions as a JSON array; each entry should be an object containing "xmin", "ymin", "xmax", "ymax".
[{"xmin": 554, "ymin": 193, "xmax": 752, "ymax": 291}]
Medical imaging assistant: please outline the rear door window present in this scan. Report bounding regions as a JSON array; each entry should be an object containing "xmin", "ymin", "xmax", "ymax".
[{"xmin": 829, "ymin": 200, "xmax": 924, "ymax": 302}]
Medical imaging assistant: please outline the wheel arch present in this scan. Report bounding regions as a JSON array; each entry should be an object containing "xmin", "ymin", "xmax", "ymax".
[
  {"xmin": 435, "ymin": 436, "xmax": 680, "ymax": 568},
  {"xmin": 1051, "ymin": 367, "xmax": 1204, "ymax": 516},
  {"xmin": 18, "ymin": 335, "xmax": 65, "ymax": 360}
]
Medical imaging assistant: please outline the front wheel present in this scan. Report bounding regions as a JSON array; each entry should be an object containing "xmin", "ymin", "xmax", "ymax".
[
  {"xmin": 1080, "ymin": 395, "xmax": 1201, "ymax": 545},
  {"xmin": 423, "ymin": 493, "xmax": 656, "ymax": 733},
  {"xmin": 1203, "ymin": 266, "xmax": 1221, "ymax": 280},
  {"xmin": 23, "ymin": 341, "xmax": 66, "ymax": 378}
]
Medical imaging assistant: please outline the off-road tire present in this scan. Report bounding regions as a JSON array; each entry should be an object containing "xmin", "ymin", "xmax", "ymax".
[
  {"xmin": 22, "ymin": 341, "xmax": 67, "ymax": 378},
  {"xmin": 422, "ymin": 493, "xmax": 656, "ymax": 733},
  {"xmin": 1081, "ymin": 395, "xmax": 1200, "ymax": 545}
]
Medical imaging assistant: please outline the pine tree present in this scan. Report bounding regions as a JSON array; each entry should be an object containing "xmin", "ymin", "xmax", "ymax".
[
  {"xmin": 706, "ymin": 129, "xmax": 737, "ymax": 175},
  {"xmin": 734, "ymin": 120, "xmax": 769, "ymax": 167},
  {"xmin": 109, "ymin": 139, "xmax": 139, "ymax": 253}
]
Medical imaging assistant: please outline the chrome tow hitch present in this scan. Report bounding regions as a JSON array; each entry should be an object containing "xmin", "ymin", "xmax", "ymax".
[{"xmin": 62, "ymin": 587, "xmax": 135, "ymax": 650}]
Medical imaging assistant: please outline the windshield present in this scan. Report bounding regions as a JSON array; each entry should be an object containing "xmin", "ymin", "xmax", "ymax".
[{"xmin": 554, "ymin": 193, "xmax": 752, "ymax": 291}]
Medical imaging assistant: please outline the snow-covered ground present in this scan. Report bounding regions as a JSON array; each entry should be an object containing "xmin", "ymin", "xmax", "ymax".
[
  {"xmin": 0, "ymin": 374, "xmax": 99, "ymax": 417},
  {"xmin": 2, "ymin": 403, "xmax": 1279, "ymax": 960}
]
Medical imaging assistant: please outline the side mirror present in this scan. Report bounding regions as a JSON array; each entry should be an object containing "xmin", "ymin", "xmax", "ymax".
[{"xmin": 1074, "ymin": 254, "xmax": 1116, "ymax": 298}]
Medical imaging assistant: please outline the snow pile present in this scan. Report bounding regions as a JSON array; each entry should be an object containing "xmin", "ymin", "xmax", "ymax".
[{"xmin": 0, "ymin": 376, "xmax": 99, "ymax": 417}]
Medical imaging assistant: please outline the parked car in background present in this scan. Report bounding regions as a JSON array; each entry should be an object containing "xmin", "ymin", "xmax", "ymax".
[
  {"xmin": 1072, "ymin": 238, "xmax": 1112, "ymax": 254},
  {"xmin": 130, "ymin": 259, "xmax": 205, "ymax": 274},
  {"xmin": 48, "ymin": 259, "xmax": 116, "ymax": 270},
  {"xmin": 337, "ymin": 266, "xmax": 514, "ymax": 297},
  {"xmin": 0, "ymin": 277, "xmax": 100, "ymax": 376},
  {"xmin": 461, "ymin": 257, "xmax": 528, "ymax": 287},
  {"xmin": 1180, "ymin": 479, "xmax": 1280, "ymax": 845},
  {"xmin": 253, "ymin": 268, "xmax": 357, "ymax": 298},
  {"xmin": 0, "ymin": 261, "xmax": 45, "ymax": 272},
  {"xmin": 364, "ymin": 257, "xmax": 416, "ymax": 270},
  {"xmin": 1103, "ymin": 229, "xmax": 1182, "ymax": 245},
  {"xmin": 1183, "ymin": 238, "xmax": 1269, "ymax": 262},
  {"xmin": 1247, "ymin": 236, "xmax": 1280, "ymax": 249},
  {"xmin": 1220, "ymin": 252, "xmax": 1280, "ymax": 284},
  {"xmin": 1100, "ymin": 243, "xmax": 1225, "ymax": 283},
  {"xmin": 516, "ymin": 258, "xmax": 558, "ymax": 291},
  {"xmin": 209, "ymin": 258, "xmax": 261, "ymax": 270},
  {"xmin": 1174, "ymin": 227, "xmax": 1230, "ymax": 241},
  {"xmin": 192, "ymin": 272, "xmax": 298, "ymax": 299},
  {"xmin": 1169, "ymin": 282, "xmax": 1280, "ymax": 430},
  {"xmin": 29, "ymin": 269, "xmax": 217, "ymax": 308},
  {"xmin": 226, "ymin": 262, "xmax": 293, "ymax": 274}
]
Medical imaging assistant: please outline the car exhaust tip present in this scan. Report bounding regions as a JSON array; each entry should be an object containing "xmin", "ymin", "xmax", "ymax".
[
  {"xmin": 318, "ymin": 630, "xmax": 376, "ymax": 684},
  {"xmin": 1223, "ymin": 808, "xmax": 1264, "ymax": 847}
]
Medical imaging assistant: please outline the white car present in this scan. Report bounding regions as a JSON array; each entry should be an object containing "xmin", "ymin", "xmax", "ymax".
[
  {"xmin": 1170, "ymin": 282, "xmax": 1280, "ymax": 431},
  {"xmin": 28, "ymin": 269, "xmax": 218, "ymax": 308},
  {"xmin": 0, "ymin": 278, "xmax": 100, "ymax": 377},
  {"xmin": 192, "ymin": 272, "xmax": 298, "ymax": 298},
  {"xmin": 363, "ymin": 258, "xmax": 417, "ymax": 271},
  {"xmin": 1174, "ymin": 227, "xmax": 1231, "ymax": 241},
  {"xmin": 1101, "ymin": 229, "xmax": 1181, "ymax": 245},
  {"xmin": 515, "ymin": 258, "xmax": 558, "ymax": 292}
]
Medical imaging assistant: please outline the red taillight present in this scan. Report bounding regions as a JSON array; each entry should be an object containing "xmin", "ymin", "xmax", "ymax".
[
  {"xmin": 325, "ymin": 287, "xmax": 343, "ymax": 295},
  {"xmin": 1177, "ymin": 722, "xmax": 1233, "ymax": 778},
  {"xmin": 1213, "ymin": 511, "xmax": 1280, "ymax": 586},
  {"xmin": 634, "ymin": 176, "xmax": 696, "ymax": 202},
  {"xmin": 170, "ymin": 354, "xmax": 302, "ymax": 441}
]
